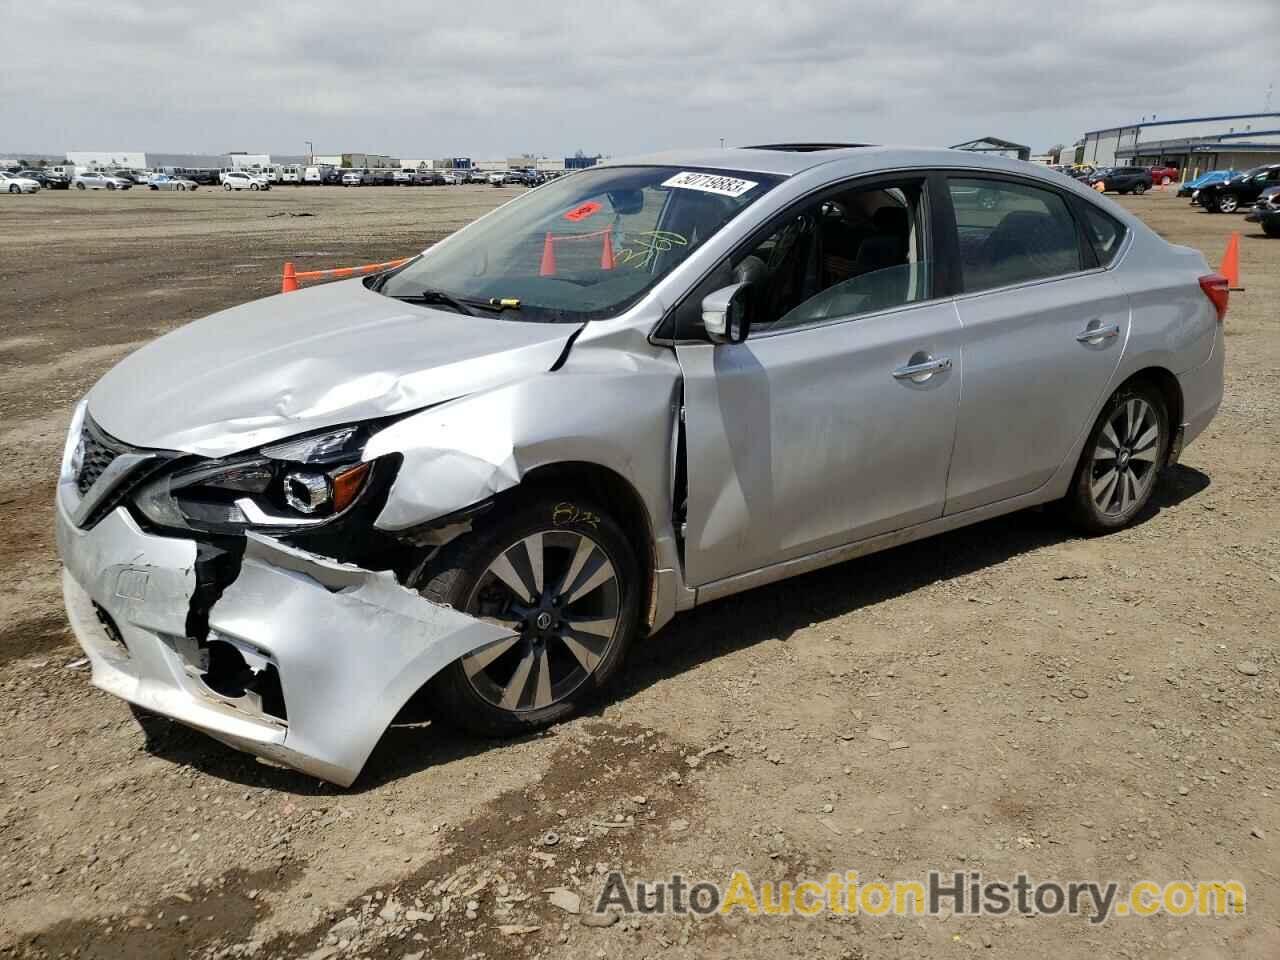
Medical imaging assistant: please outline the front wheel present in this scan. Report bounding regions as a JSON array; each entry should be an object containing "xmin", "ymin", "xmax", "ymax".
[
  {"xmin": 1065, "ymin": 383, "xmax": 1168, "ymax": 534},
  {"xmin": 250, "ymin": 183, "xmax": 260, "ymax": 191},
  {"xmin": 1133, "ymin": 183, "xmax": 1146, "ymax": 195},
  {"xmin": 106, "ymin": 182, "xmax": 116, "ymax": 190},
  {"xmin": 1217, "ymin": 193, "xmax": 1239, "ymax": 214},
  {"xmin": 8, "ymin": 184, "xmax": 18, "ymax": 194},
  {"xmin": 224, "ymin": 183, "xmax": 232, "ymax": 191},
  {"xmin": 75, "ymin": 182, "xmax": 85, "ymax": 190},
  {"xmin": 415, "ymin": 495, "xmax": 642, "ymax": 737}
]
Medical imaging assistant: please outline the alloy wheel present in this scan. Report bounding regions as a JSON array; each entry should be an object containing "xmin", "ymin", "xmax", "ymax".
[
  {"xmin": 461, "ymin": 529, "xmax": 621, "ymax": 713},
  {"xmin": 1218, "ymin": 194, "xmax": 1238, "ymax": 213},
  {"xmin": 1089, "ymin": 397, "xmax": 1161, "ymax": 516}
]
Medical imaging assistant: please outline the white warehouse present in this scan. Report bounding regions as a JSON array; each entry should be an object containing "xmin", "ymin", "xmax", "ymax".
[{"xmin": 1080, "ymin": 112, "xmax": 1280, "ymax": 173}]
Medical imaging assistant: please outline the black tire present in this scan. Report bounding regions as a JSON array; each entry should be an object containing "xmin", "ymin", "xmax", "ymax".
[
  {"xmin": 1133, "ymin": 183, "xmax": 1146, "ymax": 195},
  {"xmin": 75, "ymin": 182, "xmax": 85, "ymax": 190},
  {"xmin": 8, "ymin": 184, "xmax": 17, "ymax": 194},
  {"xmin": 250, "ymin": 183, "xmax": 260, "ymax": 191},
  {"xmin": 1216, "ymin": 193, "xmax": 1239, "ymax": 214},
  {"xmin": 415, "ymin": 494, "xmax": 642, "ymax": 737},
  {"xmin": 106, "ymin": 182, "xmax": 116, "ymax": 190},
  {"xmin": 1065, "ymin": 381, "xmax": 1169, "ymax": 534},
  {"xmin": 224, "ymin": 183, "xmax": 232, "ymax": 191},
  {"xmin": 1264, "ymin": 221, "xmax": 1280, "ymax": 239}
]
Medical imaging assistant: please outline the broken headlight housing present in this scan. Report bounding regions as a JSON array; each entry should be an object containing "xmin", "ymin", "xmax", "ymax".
[{"xmin": 134, "ymin": 425, "xmax": 383, "ymax": 533}]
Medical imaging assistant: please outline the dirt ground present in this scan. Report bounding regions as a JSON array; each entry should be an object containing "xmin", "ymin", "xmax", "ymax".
[{"xmin": 0, "ymin": 184, "xmax": 1276, "ymax": 959}]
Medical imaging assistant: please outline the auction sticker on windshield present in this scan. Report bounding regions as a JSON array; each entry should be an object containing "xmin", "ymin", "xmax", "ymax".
[{"xmin": 662, "ymin": 171, "xmax": 759, "ymax": 198}]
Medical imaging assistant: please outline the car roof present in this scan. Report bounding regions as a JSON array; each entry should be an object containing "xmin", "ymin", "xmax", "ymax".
[{"xmin": 600, "ymin": 145, "xmax": 1069, "ymax": 180}]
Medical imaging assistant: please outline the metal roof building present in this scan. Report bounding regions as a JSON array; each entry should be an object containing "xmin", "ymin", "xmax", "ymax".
[
  {"xmin": 950, "ymin": 137, "xmax": 1032, "ymax": 162},
  {"xmin": 1080, "ymin": 113, "xmax": 1280, "ymax": 172}
]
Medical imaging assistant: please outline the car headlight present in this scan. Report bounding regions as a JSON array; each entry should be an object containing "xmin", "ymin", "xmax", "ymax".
[{"xmin": 133, "ymin": 424, "xmax": 379, "ymax": 533}]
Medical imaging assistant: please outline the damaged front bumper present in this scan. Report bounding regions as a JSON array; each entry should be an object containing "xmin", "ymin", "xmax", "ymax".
[{"xmin": 55, "ymin": 487, "xmax": 509, "ymax": 787}]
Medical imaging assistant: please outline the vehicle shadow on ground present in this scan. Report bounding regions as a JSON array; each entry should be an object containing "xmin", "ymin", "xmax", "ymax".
[{"xmin": 134, "ymin": 464, "xmax": 1210, "ymax": 793}]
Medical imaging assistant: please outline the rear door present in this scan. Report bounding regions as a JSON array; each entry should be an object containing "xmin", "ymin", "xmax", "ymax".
[
  {"xmin": 941, "ymin": 175, "xmax": 1131, "ymax": 514},
  {"xmin": 675, "ymin": 173, "xmax": 964, "ymax": 588}
]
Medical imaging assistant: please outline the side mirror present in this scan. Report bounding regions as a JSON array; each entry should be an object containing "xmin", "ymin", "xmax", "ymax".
[{"xmin": 701, "ymin": 282, "xmax": 753, "ymax": 344}]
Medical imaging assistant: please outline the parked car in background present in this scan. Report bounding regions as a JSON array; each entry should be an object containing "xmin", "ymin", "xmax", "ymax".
[
  {"xmin": 54, "ymin": 145, "xmax": 1226, "ymax": 786},
  {"xmin": 487, "ymin": 170, "xmax": 507, "ymax": 186},
  {"xmin": 110, "ymin": 170, "xmax": 151, "ymax": 186},
  {"xmin": 467, "ymin": 169, "xmax": 488, "ymax": 184},
  {"xmin": 1245, "ymin": 185, "xmax": 1280, "ymax": 237},
  {"xmin": 18, "ymin": 169, "xmax": 69, "ymax": 189},
  {"xmin": 1177, "ymin": 170, "xmax": 1235, "ymax": 200},
  {"xmin": 393, "ymin": 169, "xmax": 416, "ymax": 186},
  {"xmin": 341, "ymin": 169, "xmax": 376, "ymax": 186},
  {"xmin": 73, "ymin": 170, "xmax": 133, "ymax": 190},
  {"xmin": 0, "ymin": 171, "xmax": 41, "ymax": 193},
  {"xmin": 440, "ymin": 172, "xmax": 460, "ymax": 185},
  {"xmin": 1148, "ymin": 165, "xmax": 1179, "ymax": 185},
  {"xmin": 280, "ymin": 166, "xmax": 303, "ymax": 185},
  {"xmin": 1086, "ymin": 166, "xmax": 1153, "ymax": 194},
  {"xmin": 1197, "ymin": 163, "xmax": 1280, "ymax": 213},
  {"xmin": 147, "ymin": 174, "xmax": 198, "ymax": 191},
  {"xmin": 221, "ymin": 170, "xmax": 270, "ymax": 191}
]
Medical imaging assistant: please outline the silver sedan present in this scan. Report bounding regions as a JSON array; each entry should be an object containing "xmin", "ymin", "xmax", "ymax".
[
  {"xmin": 55, "ymin": 145, "xmax": 1225, "ymax": 785},
  {"xmin": 147, "ymin": 174, "xmax": 199, "ymax": 191}
]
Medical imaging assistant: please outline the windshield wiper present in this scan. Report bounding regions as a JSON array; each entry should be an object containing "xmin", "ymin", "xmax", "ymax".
[{"xmin": 391, "ymin": 289, "xmax": 522, "ymax": 316}]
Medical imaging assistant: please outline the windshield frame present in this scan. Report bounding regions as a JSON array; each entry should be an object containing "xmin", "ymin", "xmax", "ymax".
[{"xmin": 374, "ymin": 164, "xmax": 784, "ymax": 324}]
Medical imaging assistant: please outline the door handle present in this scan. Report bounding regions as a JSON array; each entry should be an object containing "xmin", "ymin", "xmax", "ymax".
[
  {"xmin": 1076, "ymin": 322, "xmax": 1120, "ymax": 344},
  {"xmin": 892, "ymin": 355, "xmax": 952, "ymax": 382}
]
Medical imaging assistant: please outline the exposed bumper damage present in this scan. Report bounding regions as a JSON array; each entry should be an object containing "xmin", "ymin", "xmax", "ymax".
[{"xmin": 56, "ymin": 494, "xmax": 509, "ymax": 786}]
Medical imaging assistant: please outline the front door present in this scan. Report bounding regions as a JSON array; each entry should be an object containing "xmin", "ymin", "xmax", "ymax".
[{"xmin": 675, "ymin": 175, "xmax": 963, "ymax": 589}]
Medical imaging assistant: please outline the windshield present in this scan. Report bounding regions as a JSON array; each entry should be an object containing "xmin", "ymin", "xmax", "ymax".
[{"xmin": 378, "ymin": 165, "xmax": 781, "ymax": 322}]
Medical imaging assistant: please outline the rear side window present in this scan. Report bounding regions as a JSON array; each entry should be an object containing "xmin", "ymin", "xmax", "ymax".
[
  {"xmin": 1079, "ymin": 203, "xmax": 1126, "ymax": 266},
  {"xmin": 948, "ymin": 178, "xmax": 1082, "ymax": 292}
]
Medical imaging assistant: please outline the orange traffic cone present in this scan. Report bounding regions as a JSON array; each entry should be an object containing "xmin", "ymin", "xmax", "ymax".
[
  {"xmin": 1220, "ymin": 232, "xmax": 1242, "ymax": 290},
  {"xmin": 281, "ymin": 261, "xmax": 299, "ymax": 293},
  {"xmin": 600, "ymin": 227, "xmax": 615, "ymax": 270},
  {"xmin": 539, "ymin": 232, "xmax": 556, "ymax": 277}
]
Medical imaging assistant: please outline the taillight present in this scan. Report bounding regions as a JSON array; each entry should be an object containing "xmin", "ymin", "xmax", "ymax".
[{"xmin": 1199, "ymin": 273, "xmax": 1229, "ymax": 323}]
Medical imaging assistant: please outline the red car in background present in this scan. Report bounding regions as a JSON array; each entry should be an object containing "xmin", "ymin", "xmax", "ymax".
[{"xmin": 1148, "ymin": 165, "xmax": 1179, "ymax": 185}]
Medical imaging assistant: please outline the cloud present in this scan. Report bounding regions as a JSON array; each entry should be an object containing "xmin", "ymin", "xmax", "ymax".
[{"xmin": 3, "ymin": 0, "xmax": 1276, "ymax": 158}]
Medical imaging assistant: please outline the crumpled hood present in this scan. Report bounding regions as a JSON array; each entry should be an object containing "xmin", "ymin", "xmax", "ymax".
[{"xmin": 88, "ymin": 278, "xmax": 577, "ymax": 458}]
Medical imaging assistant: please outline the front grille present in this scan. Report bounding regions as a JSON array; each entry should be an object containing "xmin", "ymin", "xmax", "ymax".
[{"xmin": 75, "ymin": 417, "xmax": 131, "ymax": 495}]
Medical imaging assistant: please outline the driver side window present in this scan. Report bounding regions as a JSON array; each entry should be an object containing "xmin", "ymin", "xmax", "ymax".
[{"xmin": 740, "ymin": 180, "xmax": 932, "ymax": 334}]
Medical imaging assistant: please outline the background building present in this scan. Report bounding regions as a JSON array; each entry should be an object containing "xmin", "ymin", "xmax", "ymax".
[
  {"xmin": 950, "ymin": 137, "xmax": 1031, "ymax": 162},
  {"xmin": 311, "ymin": 153, "xmax": 399, "ymax": 169},
  {"xmin": 1081, "ymin": 113, "xmax": 1280, "ymax": 172}
]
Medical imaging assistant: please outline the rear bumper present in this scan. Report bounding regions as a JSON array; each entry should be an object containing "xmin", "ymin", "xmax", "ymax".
[
  {"xmin": 1176, "ymin": 326, "xmax": 1225, "ymax": 452},
  {"xmin": 55, "ymin": 487, "xmax": 508, "ymax": 786}
]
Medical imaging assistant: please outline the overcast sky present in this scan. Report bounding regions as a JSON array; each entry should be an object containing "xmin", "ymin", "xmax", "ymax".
[{"xmin": 4, "ymin": 0, "xmax": 1277, "ymax": 159}]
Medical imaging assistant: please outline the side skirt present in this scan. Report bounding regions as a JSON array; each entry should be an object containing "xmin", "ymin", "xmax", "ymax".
[{"xmin": 693, "ymin": 484, "xmax": 1061, "ymax": 606}]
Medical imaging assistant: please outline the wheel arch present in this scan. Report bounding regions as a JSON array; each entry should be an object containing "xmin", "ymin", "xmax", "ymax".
[
  {"xmin": 513, "ymin": 460, "xmax": 658, "ymax": 630},
  {"xmin": 1121, "ymin": 366, "xmax": 1183, "ymax": 459}
]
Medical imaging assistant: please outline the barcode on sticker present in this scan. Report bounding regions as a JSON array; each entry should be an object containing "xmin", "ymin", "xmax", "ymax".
[{"xmin": 662, "ymin": 171, "xmax": 758, "ymax": 198}]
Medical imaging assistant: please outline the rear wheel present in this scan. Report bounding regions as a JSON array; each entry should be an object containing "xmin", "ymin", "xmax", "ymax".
[
  {"xmin": 250, "ymin": 183, "xmax": 260, "ymax": 191},
  {"xmin": 106, "ymin": 182, "xmax": 116, "ymax": 190},
  {"xmin": 1065, "ymin": 383, "xmax": 1168, "ymax": 534},
  {"xmin": 8, "ymin": 184, "xmax": 17, "ymax": 194},
  {"xmin": 415, "ymin": 495, "xmax": 641, "ymax": 737},
  {"xmin": 75, "ymin": 182, "xmax": 85, "ymax": 190},
  {"xmin": 1217, "ymin": 193, "xmax": 1239, "ymax": 214},
  {"xmin": 1133, "ymin": 183, "xmax": 1146, "ymax": 195},
  {"xmin": 224, "ymin": 183, "xmax": 232, "ymax": 190}
]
